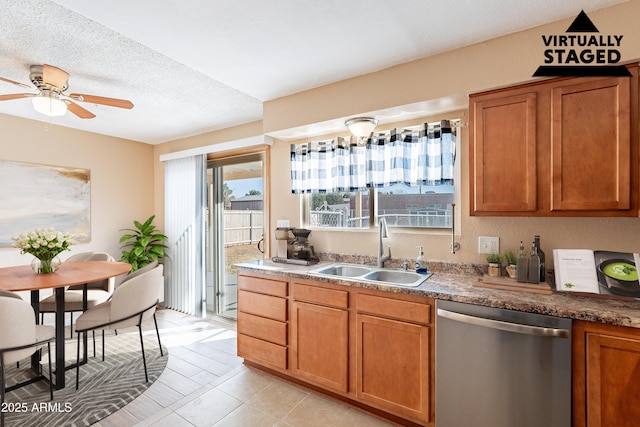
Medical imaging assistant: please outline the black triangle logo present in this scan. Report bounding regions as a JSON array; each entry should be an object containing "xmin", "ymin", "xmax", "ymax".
[{"xmin": 566, "ymin": 10, "xmax": 599, "ymax": 32}]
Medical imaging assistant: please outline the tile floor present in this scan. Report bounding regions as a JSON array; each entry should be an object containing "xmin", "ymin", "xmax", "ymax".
[{"xmin": 93, "ymin": 308, "xmax": 394, "ymax": 427}]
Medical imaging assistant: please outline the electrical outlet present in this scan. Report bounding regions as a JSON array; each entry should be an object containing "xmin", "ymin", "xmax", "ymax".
[{"xmin": 478, "ymin": 236, "xmax": 499, "ymax": 254}]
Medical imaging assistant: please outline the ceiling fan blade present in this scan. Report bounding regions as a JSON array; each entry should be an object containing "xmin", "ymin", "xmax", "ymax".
[
  {"xmin": 0, "ymin": 76, "xmax": 32, "ymax": 89},
  {"xmin": 0, "ymin": 93, "xmax": 34, "ymax": 101},
  {"xmin": 66, "ymin": 100, "xmax": 96, "ymax": 119},
  {"xmin": 69, "ymin": 93, "xmax": 134, "ymax": 109},
  {"xmin": 42, "ymin": 64, "xmax": 69, "ymax": 89}
]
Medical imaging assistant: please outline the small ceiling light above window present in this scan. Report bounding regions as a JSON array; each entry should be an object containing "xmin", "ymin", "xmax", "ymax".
[
  {"xmin": 345, "ymin": 117, "xmax": 378, "ymax": 145},
  {"xmin": 31, "ymin": 89, "xmax": 67, "ymax": 117}
]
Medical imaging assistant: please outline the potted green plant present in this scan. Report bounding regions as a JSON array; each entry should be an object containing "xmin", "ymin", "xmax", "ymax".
[
  {"xmin": 486, "ymin": 253, "xmax": 503, "ymax": 277},
  {"xmin": 119, "ymin": 215, "xmax": 169, "ymax": 272},
  {"xmin": 503, "ymin": 249, "xmax": 517, "ymax": 279}
]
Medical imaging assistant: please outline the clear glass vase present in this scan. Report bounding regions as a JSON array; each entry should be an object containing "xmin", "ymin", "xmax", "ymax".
[{"xmin": 31, "ymin": 256, "xmax": 61, "ymax": 274}]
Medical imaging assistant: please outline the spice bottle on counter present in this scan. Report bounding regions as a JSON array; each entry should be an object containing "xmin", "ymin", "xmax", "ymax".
[
  {"xmin": 528, "ymin": 242, "xmax": 541, "ymax": 284},
  {"xmin": 516, "ymin": 241, "xmax": 528, "ymax": 283},
  {"xmin": 534, "ymin": 235, "xmax": 545, "ymax": 282}
]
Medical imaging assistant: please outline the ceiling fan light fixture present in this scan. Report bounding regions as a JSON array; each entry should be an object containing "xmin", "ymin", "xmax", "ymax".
[
  {"xmin": 345, "ymin": 117, "xmax": 378, "ymax": 145},
  {"xmin": 31, "ymin": 91, "xmax": 67, "ymax": 117}
]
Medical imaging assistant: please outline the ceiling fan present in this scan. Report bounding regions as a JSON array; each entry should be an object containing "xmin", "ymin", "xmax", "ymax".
[{"xmin": 0, "ymin": 64, "xmax": 133, "ymax": 119}]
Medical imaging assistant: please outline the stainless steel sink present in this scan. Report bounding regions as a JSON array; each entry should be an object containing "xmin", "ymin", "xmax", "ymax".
[
  {"xmin": 314, "ymin": 264, "xmax": 372, "ymax": 277},
  {"xmin": 362, "ymin": 269, "xmax": 427, "ymax": 286},
  {"xmin": 312, "ymin": 263, "xmax": 430, "ymax": 287}
]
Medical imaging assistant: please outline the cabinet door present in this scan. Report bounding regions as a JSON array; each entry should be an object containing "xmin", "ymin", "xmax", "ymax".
[
  {"xmin": 291, "ymin": 301, "xmax": 349, "ymax": 393},
  {"xmin": 356, "ymin": 314, "xmax": 430, "ymax": 423},
  {"xmin": 470, "ymin": 92, "xmax": 538, "ymax": 213},
  {"xmin": 584, "ymin": 332, "xmax": 640, "ymax": 427},
  {"xmin": 550, "ymin": 77, "xmax": 631, "ymax": 211}
]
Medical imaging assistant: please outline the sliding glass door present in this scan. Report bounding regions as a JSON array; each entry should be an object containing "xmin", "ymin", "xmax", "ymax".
[{"xmin": 207, "ymin": 153, "xmax": 266, "ymax": 319}]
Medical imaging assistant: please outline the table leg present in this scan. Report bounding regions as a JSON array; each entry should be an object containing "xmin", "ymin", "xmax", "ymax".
[
  {"xmin": 83, "ymin": 284, "xmax": 88, "ymax": 363},
  {"xmin": 54, "ymin": 287, "xmax": 65, "ymax": 389},
  {"xmin": 30, "ymin": 290, "xmax": 40, "ymax": 371}
]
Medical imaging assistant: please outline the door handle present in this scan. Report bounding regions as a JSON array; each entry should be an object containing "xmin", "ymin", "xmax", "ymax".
[{"xmin": 436, "ymin": 308, "xmax": 570, "ymax": 338}]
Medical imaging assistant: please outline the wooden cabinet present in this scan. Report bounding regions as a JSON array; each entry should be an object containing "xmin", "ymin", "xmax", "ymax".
[
  {"xmin": 470, "ymin": 65, "xmax": 638, "ymax": 216},
  {"xmin": 237, "ymin": 272, "xmax": 435, "ymax": 426},
  {"xmin": 291, "ymin": 282, "xmax": 349, "ymax": 393},
  {"xmin": 356, "ymin": 293, "xmax": 433, "ymax": 424},
  {"xmin": 471, "ymin": 91, "xmax": 538, "ymax": 212},
  {"xmin": 237, "ymin": 273, "xmax": 288, "ymax": 371},
  {"xmin": 550, "ymin": 77, "xmax": 631, "ymax": 212},
  {"xmin": 573, "ymin": 320, "xmax": 640, "ymax": 426}
]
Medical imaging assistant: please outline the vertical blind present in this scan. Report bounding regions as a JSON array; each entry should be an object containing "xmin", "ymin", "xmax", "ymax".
[
  {"xmin": 291, "ymin": 120, "xmax": 456, "ymax": 194},
  {"xmin": 163, "ymin": 155, "xmax": 206, "ymax": 317}
]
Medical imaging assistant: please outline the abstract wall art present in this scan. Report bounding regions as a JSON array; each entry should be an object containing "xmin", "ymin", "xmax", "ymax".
[{"xmin": 0, "ymin": 160, "xmax": 91, "ymax": 247}]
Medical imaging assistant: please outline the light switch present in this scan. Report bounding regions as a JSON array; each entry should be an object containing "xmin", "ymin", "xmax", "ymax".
[{"xmin": 277, "ymin": 219, "xmax": 290, "ymax": 227}]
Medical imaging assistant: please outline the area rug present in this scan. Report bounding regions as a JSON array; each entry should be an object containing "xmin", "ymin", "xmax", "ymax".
[{"xmin": 3, "ymin": 329, "xmax": 168, "ymax": 427}]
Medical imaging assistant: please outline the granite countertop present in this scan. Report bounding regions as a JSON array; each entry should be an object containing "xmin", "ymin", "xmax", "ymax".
[{"xmin": 236, "ymin": 259, "xmax": 640, "ymax": 328}]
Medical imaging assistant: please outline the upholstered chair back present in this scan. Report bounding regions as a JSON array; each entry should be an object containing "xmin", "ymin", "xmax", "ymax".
[
  {"xmin": 0, "ymin": 297, "xmax": 38, "ymax": 364},
  {"xmin": 66, "ymin": 252, "xmax": 115, "ymax": 292},
  {"xmin": 110, "ymin": 265, "xmax": 164, "ymax": 330}
]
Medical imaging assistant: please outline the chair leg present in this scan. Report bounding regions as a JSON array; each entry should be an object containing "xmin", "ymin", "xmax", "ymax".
[
  {"xmin": 153, "ymin": 313, "xmax": 163, "ymax": 357},
  {"xmin": 47, "ymin": 342, "xmax": 53, "ymax": 401},
  {"xmin": 102, "ymin": 331, "xmax": 105, "ymax": 362},
  {"xmin": 92, "ymin": 331, "xmax": 96, "ymax": 358},
  {"xmin": 138, "ymin": 325, "xmax": 148, "ymax": 383},
  {"xmin": 69, "ymin": 312, "xmax": 73, "ymax": 339},
  {"xmin": 1, "ymin": 353, "xmax": 6, "ymax": 427},
  {"xmin": 75, "ymin": 332, "xmax": 81, "ymax": 390}
]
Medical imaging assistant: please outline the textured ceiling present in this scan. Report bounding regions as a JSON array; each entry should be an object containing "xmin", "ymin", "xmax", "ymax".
[{"xmin": 0, "ymin": 0, "xmax": 628, "ymax": 144}]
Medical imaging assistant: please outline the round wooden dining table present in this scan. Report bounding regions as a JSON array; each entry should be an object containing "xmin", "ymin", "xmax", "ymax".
[{"xmin": 0, "ymin": 261, "xmax": 131, "ymax": 389}]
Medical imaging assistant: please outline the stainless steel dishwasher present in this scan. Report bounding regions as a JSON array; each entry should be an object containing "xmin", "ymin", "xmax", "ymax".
[{"xmin": 435, "ymin": 300, "xmax": 572, "ymax": 427}]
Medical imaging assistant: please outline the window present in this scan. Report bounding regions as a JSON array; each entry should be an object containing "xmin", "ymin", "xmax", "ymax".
[
  {"xmin": 377, "ymin": 183, "xmax": 454, "ymax": 228},
  {"xmin": 293, "ymin": 120, "xmax": 459, "ymax": 229}
]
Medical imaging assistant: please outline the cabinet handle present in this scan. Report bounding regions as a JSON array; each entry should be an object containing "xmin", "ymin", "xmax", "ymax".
[{"xmin": 437, "ymin": 308, "xmax": 570, "ymax": 338}]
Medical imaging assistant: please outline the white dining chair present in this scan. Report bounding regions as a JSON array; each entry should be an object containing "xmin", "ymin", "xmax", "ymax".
[
  {"xmin": 0, "ymin": 297, "xmax": 55, "ymax": 427},
  {"xmin": 39, "ymin": 251, "xmax": 115, "ymax": 337},
  {"xmin": 74, "ymin": 265, "xmax": 164, "ymax": 390}
]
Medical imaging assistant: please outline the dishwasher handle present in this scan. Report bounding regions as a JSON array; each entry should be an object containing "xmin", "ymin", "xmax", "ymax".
[{"xmin": 437, "ymin": 308, "xmax": 570, "ymax": 338}]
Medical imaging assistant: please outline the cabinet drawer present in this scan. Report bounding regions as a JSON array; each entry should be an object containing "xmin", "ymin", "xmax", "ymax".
[
  {"xmin": 238, "ymin": 311, "xmax": 287, "ymax": 346},
  {"xmin": 357, "ymin": 293, "xmax": 431, "ymax": 325},
  {"xmin": 238, "ymin": 274, "xmax": 288, "ymax": 297},
  {"xmin": 238, "ymin": 290, "xmax": 287, "ymax": 321},
  {"xmin": 293, "ymin": 282, "xmax": 349, "ymax": 309},
  {"xmin": 238, "ymin": 334, "xmax": 287, "ymax": 370}
]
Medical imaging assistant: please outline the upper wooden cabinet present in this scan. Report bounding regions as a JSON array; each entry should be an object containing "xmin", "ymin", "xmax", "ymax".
[
  {"xmin": 471, "ymin": 92, "xmax": 538, "ymax": 212},
  {"xmin": 470, "ymin": 65, "xmax": 638, "ymax": 216},
  {"xmin": 550, "ymin": 78, "xmax": 631, "ymax": 211}
]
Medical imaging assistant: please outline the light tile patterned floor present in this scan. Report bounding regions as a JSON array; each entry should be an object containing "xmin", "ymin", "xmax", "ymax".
[{"xmin": 93, "ymin": 308, "xmax": 394, "ymax": 427}]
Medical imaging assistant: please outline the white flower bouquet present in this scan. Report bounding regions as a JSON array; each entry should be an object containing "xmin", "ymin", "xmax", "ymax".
[{"xmin": 12, "ymin": 227, "xmax": 78, "ymax": 273}]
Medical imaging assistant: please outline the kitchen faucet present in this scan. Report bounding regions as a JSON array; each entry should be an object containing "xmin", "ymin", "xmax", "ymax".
[{"xmin": 377, "ymin": 217, "xmax": 391, "ymax": 268}]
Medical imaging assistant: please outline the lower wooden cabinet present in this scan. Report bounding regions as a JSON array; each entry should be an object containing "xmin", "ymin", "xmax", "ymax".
[
  {"xmin": 291, "ymin": 300, "xmax": 349, "ymax": 392},
  {"xmin": 237, "ymin": 273, "xmax": 289, "ymax": 372},
  {"xmin": 291, "ymin": 281, "xmax": 349, "ymax": 392},
  {"xmin": 237, "ymin": 272, "xmax": 434, "ymax": 426},
  {"xmin": 356, "ymin": 293, "xmax": 433, "ymax": 424},
  {"xmin": 573, "ymin": 320, "xmax": 640, "ymax": 427}
]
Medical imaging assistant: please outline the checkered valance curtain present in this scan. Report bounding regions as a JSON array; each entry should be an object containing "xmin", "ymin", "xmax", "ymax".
[{"xmin": 290, "ymin": 120, "xmax": 456, "ymax": 194}]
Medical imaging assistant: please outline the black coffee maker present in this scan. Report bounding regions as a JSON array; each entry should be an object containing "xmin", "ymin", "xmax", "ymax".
[
  {"xmin": 288, "ymin": 228, "xmax": 318, "ymax": 262},
  {"xmin": 272, "ymin": 227, "xmax": 318, "ymax": 265}
]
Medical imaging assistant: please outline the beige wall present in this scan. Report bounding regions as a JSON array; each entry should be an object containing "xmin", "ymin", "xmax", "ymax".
[
  {"xmin": 263, "ymin": 1, "xmax": 640, "ymax": 268},
  {"xmin": 0, "ymin": 114, "xmax": 154, "ymax": 269},
  {"xmin": 155, "ymin": 0, "xmax": 640, "ymax": 268},
  {"xmin": 4, "ymin": 4, "xmax": 638, "ymax": 279}
]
